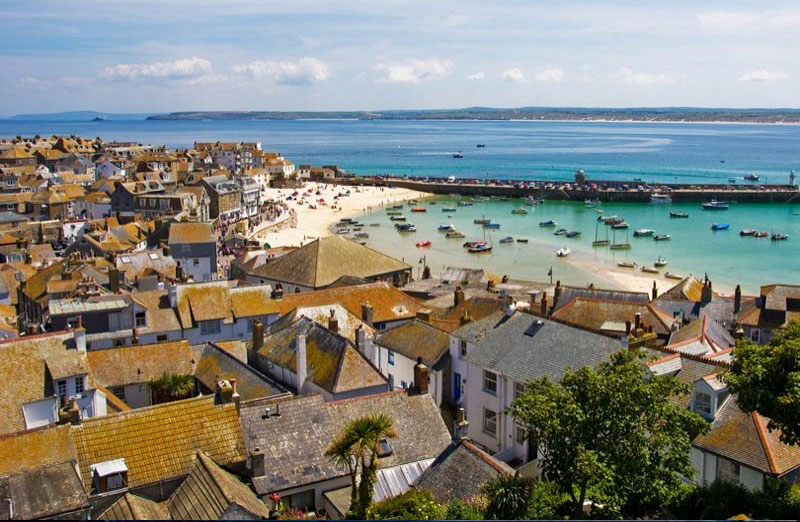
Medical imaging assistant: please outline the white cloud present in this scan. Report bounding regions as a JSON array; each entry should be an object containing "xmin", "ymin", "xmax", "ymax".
[
  {"xmin": 232, "ymin": 57, "xmax": 332, "ymax": 85},
  {"xmin": 99, "ymin": 57, "xmax": 212, "ymax": 82},
  {"xmin": 697, "ymin": 11, "xmax": 756, "ymax": 30},
  {"xmin": 697, "ymin": 9, "xmax": 800, "ymax": 31},
  {"xmin": 738, "ymin": 70, "xmax": 788, "ymax": 83},
  {"xmin": 502, "ymin": 68, "xmax": 527, "ymax": 83},
  {"xmin": 466, "ymin": 71, "xmax": 485, "ymax": 81},
  {"xmin": 608, "ymin": 67, "xmax": 686, "ymax": 86},
  {"xmin": 373, "ymin": 59, "xmax": 453, "ymax": 84},
  {"xmin": 534, "ymin": 68, "xmax": 565, "ymax": 82}
]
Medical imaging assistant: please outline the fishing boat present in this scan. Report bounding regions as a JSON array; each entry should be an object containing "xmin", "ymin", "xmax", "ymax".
[
  {"xmin": 438, "ymin": 224, "xmax": 455, "ymax": 231},
  {"xmin": 584, "ymin": 198, "xmax": 601, "ymax": 207},
  {"xmin": 654, "ymin": 234, "xmax": 671, "ymax": 241},
  {"xmin": 755, "ymin": 231, "xmax": 769, "ymax": 238},
  {"xmin": 474, "ymin": 218, "xmax": 491, "ymax": 225},
  {"xmin": 386, "ymin": 210, "xmax": 402, "ymax": 216},
  {"xmin": 524, "ymin": 195, "xmax": 543, "ymax": 206},
  {"xmin": 641, "ymin": 266, "xmax": 660, "ymax": 274},
  {"xmin": 395, "ymin": 223, "xmax": 416, "ymax": 232},
  {"xmin": 703, "ymin": 200, "xmax": 729, "ymax": 210},
  {"xmin": 442, "ymin": 206, "xmax": 457, "ymax": 212},
  {"xmin": 610, "ymin": 228, "xmax": 631, "ymax": 250},
  {"xmin": 740, "ymin": 228, "xmax": 757, "ymax": 236},
  {"xmin": 772, "ymin": 233, "xmax": 789, "ymax": 241},
  {"xmin": 409, "ymin": 199, "xmax": 419, "ymax": 204},
  {"xmin": 516, "ymin": 238, "xmax": 529, "ymax": 243},
  {"xmin": 463, "ymin": 241, "xmax": 484, "ymax": 248},
  {"xmin": 554, "ymin": 228, "xmax": 568, "ymax": 236},
  {"xmin": 745, "ymin": 174, "xmax": 760, "ymax": 181},
  {"xmin": 592, "ymin": 221, "xmax": 610, "ymax": 247},
  {"xmin": 416, "ymin": 240, "xmax": 432, "ymax": 247},
  {"xmin": 633, "ymin": 228, "xmax": 655, "ymax": 237},
  {"xmin": 483, "ymin": 223, "xmax": 501, "ymax": 229},
  {"xmin": 650, "ymin": 193, "xmax": 672, "ymax": 204},
  {"xmin": 370, "ymin": 223, "xmax": 380, "ymax": 227},
  {"xmin": 336, "ymin": 228, "xmax": 350, "ymax": 234},
  {"xmin": 511, "ymin": 208, "xmax": 528, "ymax": 215},
  {"xmin": 476, "ymin": 143, "xmax": 486, "ymax": 148},
  {"xmin": 655, "ymin": 256, "xmax": 668, "ymax": 267},
  {"xmin": 469, "ymin": 243, "xmax": 492, "ymax": 253},
  {"xmin": 670, "ymin": 211, "xmax": 689, "ymax": 218},
  {"xmin": 556, "ymin": 247, "xmax": 571, "ymax": 257},
  {"xmin": 566, "ymin": 230, "xmax": 582, "ymax": 238},
  {"xmin": 453, "ymin": 151, "xmax": 463, "ymax": 158},
  {"xmin": 599, "ymin": 214, "xmax": 619, "ymax": 223},
  {"xmin": 618, "ymin": 262, "xmax": 636, "ymax": 268},
  {"xmin": 499, "ymin": 236, "xmax": 514, "ymax": 244},
  {"xmin": 446, "ymin": 230, "xmax": 465, "ymax": 238},
  {"xmin": 539, "ymin": 220, "xmax": 557, "ymax": 227},
  {"xmin": 411, "ymin": 206, "xmax": 427, "ymax": 212},
  {"xmin": 711, "ymin": 223, "xmax": 731, "ymax": 231},
  {"xmin": 612, "ymin": 221, "xmax": 629, "ymax": 229},
  {"xmin": 390, "ymin": 204, "xmax": 404, "ymax": 209},
  {"xmin": 390, "ymin": 215, "xmax": 407, "ymax": 221},
  {"xmin": 457, "ymin": 201, "xmax": 473, "ymax": 206},
  {"xmin": 355, "ymin": 232, "xmax": 369, "ymax": 238},
  {"xmin": 665, "ymin": 272, "xmax": 684, "ymax": 280}
]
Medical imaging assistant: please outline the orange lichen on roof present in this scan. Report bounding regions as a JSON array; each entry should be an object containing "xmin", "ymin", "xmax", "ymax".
[
  {"xmin": 168, "ymin": 222, "xmax": 215, "ymax": 244},
  {"xmin": 87, "ymin": 341, "xmax": 193, "ymax": 388},
  {"xmin": 229, "ymin": 286, "xmax": 279, "ymax": 318},
  {"xmin": 0, "ymin": 424, "xmax": 76, "ymax": 476}
]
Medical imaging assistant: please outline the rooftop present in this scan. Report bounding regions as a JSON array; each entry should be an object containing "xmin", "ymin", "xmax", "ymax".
[{"xmin": 168, "ymin": 222, "xmax": 215, "ymax": 244}]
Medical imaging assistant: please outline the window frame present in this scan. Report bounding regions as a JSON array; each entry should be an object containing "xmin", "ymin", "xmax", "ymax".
[
  {"xmin": 483, "ymin": 370, "xmax": 498, "ymax": 395},
  {"xmin": 716, "ymin": 456, "xmax": 741, "ymax": 483},
  {"xmin": 483, "ymin": 408, "xmax": 497, "ymax": 436},
  {"xmin": 134, "ymin": 311, "xmax": 146, "ymax": 328},
  {"xmin": 200, "ymin": 319, "xmax": 221, "ymax": 335},
  {"xmin": 74, "ymin": 376, "xmax": 84, "ymax": 394},
  {"xmin": 514, "ymin": 381, "xmax": 526, "ymax": 400},
  {"xmin": 387, "ymin": 350, "xmax": 395, "ymax": 366},
  {"xmin": 694, "ymin": 391, "xmax": 712, "ymax": 416},
  {"xmin": 459, "ymin": 339, "xmax": 468, "ymax": 358}
]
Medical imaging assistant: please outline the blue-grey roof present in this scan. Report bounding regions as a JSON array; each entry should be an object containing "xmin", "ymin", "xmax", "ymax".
[{"xmin": 466, "ymin": 312, "xmax": 624, "ymax": 382}]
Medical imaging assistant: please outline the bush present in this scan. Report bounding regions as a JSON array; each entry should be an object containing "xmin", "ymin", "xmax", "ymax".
[
  {"xmin": 669, "ymin": 479, "xmax": 800, "ymax": 520},
  {"xmin": 444, "ymin": 498, "xmax": 484, "ymax": 520},
  {"xmin": 526, "ymin": 481, "xmax": 571, "ymax": 520},
  {"xmin": 366, "ymin": 490, "xmax": 445, "ymax": 520}
]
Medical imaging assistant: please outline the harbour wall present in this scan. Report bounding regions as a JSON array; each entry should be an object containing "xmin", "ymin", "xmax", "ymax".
[{"xmin": 335, "ymin": 177, "xmax": 800, "ymax": 204}]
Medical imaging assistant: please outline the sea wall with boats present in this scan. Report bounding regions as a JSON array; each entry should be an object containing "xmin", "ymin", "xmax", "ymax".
[{"xmin": 336, "ymin": 176, "xmax": 800, "ymax": 203}]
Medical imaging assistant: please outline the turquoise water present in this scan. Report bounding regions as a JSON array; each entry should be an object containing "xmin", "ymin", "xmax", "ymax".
[
  {"xmin": 1, "ymin": 119, "xmax": 799, "ymax": 184},
  {"xmin": 355, "ymin": 198, "xmax": 800, "ymax": 293}
]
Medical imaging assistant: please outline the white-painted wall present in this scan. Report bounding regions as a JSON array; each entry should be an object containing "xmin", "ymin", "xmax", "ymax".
[
  {"xmin": 372, "ymin": 343, "xmax": 444, "ymax": 405},
  {"xmin": 691, "ymin": 447, "xmax": 765, "ymax": 490}
]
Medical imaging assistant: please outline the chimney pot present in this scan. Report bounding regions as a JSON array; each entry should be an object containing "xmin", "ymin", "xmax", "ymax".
[
  {"xmin": 634, "ymin": 312, "xmax": 642, "ymax": 331},
  {"xmin": 734, "ymin": 284, "xmax": 742, "ymax": 314},
  {"xmin": 416, "ymin": 309, "xmax": 432, "ymax": 323},
  {"xmin": 413, "ymin": 357, "xmax": 429, "ymax": 395},
  {"xmin": 361, "ymin": 302, "xmax": 374, "ymax": 326},
  {"xmin": 540, "ymin": 294, "xmax": 548, "ymax": 315},
  {"xmin": 625, "ymin": 320, "xmax": 632, "ymax": 336},
  {"xmin": 454, "ymin": 286, "xmax": 465, "ymax": 307},
  {"xmin": 328, "ymin": 310, "xmax": 339, "ymax": 334}
]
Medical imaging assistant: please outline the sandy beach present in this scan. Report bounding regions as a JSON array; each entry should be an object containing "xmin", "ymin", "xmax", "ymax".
[{"xmin": 252, "ymin": 182, "xmax": 430, "ymax": 248}]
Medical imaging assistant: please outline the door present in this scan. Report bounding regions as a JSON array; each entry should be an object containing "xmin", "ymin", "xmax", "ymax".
[{"xmin": 453, "ymin": 372, "xmax": 462, "ymax": 402}]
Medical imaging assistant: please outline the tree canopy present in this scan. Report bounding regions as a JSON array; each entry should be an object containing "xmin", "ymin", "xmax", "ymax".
[
  {"xmin": 508, "ymin": 350, "xmax": 708, "ymax": 518},
  {"xmin": 726, "ymin": 319, "xmax": 800, "ymax": 445}
]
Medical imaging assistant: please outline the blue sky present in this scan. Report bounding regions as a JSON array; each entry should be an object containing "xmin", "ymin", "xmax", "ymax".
[{"xmin": 1, "ymin": 0, "xmax": 797, "ymax": 113}]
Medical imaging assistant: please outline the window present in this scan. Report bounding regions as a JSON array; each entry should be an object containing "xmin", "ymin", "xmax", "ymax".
[
  {"xmin": 483, "ymin": 408, "xmax": 497, "ymax": 436},
  {"xmin": 156, "ymin": 334, "xmax": 168, "ymax": 342},
  {"xmin": 401, "ymin": 380, "xmax": 407, "ymax": 389},
  {"xmin": 388, "ymin": 350, "xmax": 395, "ymax": 365},
  {"xmin": 105, "ymin": 473, "xmax": 127, "ymax": 490},
  {"xmin": 57, "ymin": 380, "xmax": 67, "ymax": 398},
  {"xmin": 112, "ymin": 386, "xmax": 126, "ymax": 401},
  {"xmin": 193, "ymin": 258, "xmax": 200, "ymax": 266},
  {"xmin": 750, "ymin": 329, "xmax": 761, "ymax": 343},
  {"xmin": 515, "ymin": 382, "xmax": 526, "ymax": 400},
  {"xmin": 388, "ymin": 374, "xmax": 394, "ymax": 389},
  {"xmin": 459, "ymin": 339, "xmax": 467, "ymax": 358},
  {"xmin": 516, "ymin": 425, "xmax": 526, "ymax": 445},
  {"xmin": 717, "ymin": 457, "xmax": 741, "ymax": 483},
  {"xmin": 483, "ymin": 370, "xmax": 498, "ymax": 395},
  {"xmin": 135, "ymin": 311, "xmax": 146, "ymax": 327},
  {"xmin": 377, "ymin": 439, "xmax": 393, "ymax": 457},
  {"xmin": 75, "ymin": 376, "xmax": 84, "ymax": 394},
  {"xmin": 694, "ymin": 391, "xmax": 712, "ymax": 416},
  {"xmin": 200, "ymin": 320, "xmax": 221, "ymax": 335}
]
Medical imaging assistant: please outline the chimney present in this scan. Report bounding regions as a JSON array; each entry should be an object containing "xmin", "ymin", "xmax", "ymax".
[
  {"xmin": 454, "ymin": 407, "xmax": 469, "ymax": 439},
  {"xmin": 175, "ymin": 264, "xmax": 184, "ymax": 283},
  {"xmin": 109, "ymin": 268, "xmax": 121, "ymax": 293},
  {"xmin": 413, "ymin": 357, "xmax": 429, "ymax": 395},
  {"xmin": 251, "ymin": 447, "xmax": 266, "ymax": 478},
  {"xmin": 252, "ymin": 319, "xmax": 264, "ymax": 353},
  {"xmin": 625, "ymin": 319, "xmax": 632, "ymax": 336},
  {"xmin": 553, "ymin": 280, "xmax": 562, "ymax": 309},
  {"xmin": 295, "ymin": 334, "xmax": 307, "ymax": 393},
  {"xmin": 271, "ymin": 284, "xmax": 283, "ymax": 300},
  {"xmin": 361, "ymin": 302, "xmax": 374, "ymax": 327},
  {"xmin": 327, "ymin": 309, "xmax": 339, "ymax": 334},
  {"xmin": 131, "ymin": 328, "xmax": 139, "ymax": 345},
  {"xmin": 454, "ymin": 286, "xmax": 465, "ymax": 307},
  {"xmin": 634, "ymin": 312, "xmax": 641, "ymax": 332},
  {"xmin": 355, "ymin": 325, "xmax": 367, "ymax": 354},
  {"xmin": 58, "ymin": 399, "xmax": 81, "ymax": 425},
  {"xmin": 216, "ymin": 380, "xmax": 234, "ymax": 404},
  {"xmin": 416, "ymin": 309, "xmax": 431, "ymax": 323},
  {"xmin": 540, "ymin": 294, "xmax": 548, "ymax": 315},
  {"xmin": 168, "ymin": 283, "xmax": 178, "ymax": 308},
  {"xmin": 528, "ymin": 290, "xmax": 540, "ymax": 309},
  {"xmin": 230, "ymin": 378, "xmax": 241, "ymax": 411},
  {"xmin": 652, "ymin": 280, "xmax": 658, "ymax": 301},
  {"xmin": 74, "ymin": 322, "xmax": 86, "ymax": 353},
  {"xmin": 734, "ymin": 284, "xmax": 742, "ymax": 314},
  {"xmin": 701, "ymin": 278, "xmax": 713, "ymax": 303}
]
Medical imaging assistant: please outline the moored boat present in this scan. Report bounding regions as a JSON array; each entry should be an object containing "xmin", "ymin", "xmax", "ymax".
[
  {"xmin": 755, "ymin": 231, "xmax": 769, "ymax": 238},
  {"xmin": 556, "ymin": 247, "xmax": 571, "ymax": 257},
  {"xmin": 336, "ymin": 228, "xmax": 350, "ymax": 234},
  {"xmin": 641, "ymin": 266, "xmax": 660, "ymax": 274},
  {"xmin": 446, "ymin": 230, "xmax": 465, "ymax": 238},
  {"xmin": 355, "ymin": 232, "xmax": 369, "ymax": 238},
  {"xmin": 390, "ymin": 215, "xmax": 407, "ymax": 221},
  {"xmin": 740, "ymin": 228, "xmax": 757, "ymax": 236},
  {"xmin": 711, "ymin": 223, "xmax": 731, "ymax": 231},
  {"xmin": 539, "ymin": 220, "xmax": 557, "ymax": 227},
  {"xmin": 554, "ymin": 228, "xmax": 567, "ymax": 236},
  {"xmin": 438, "ymin": 224, "xmax": 455, "ymax": 231},
  {"xmin": 670, "ymin": 211, "xmax": 689, "ymax": 218},
  {"xmin": 566, "ymin": 230, "xmax": 581, "ymax": 238},
  {"xmin": 411, "ymin": 206, "xmax": 427, "ymax": 212},
  {"xmin": 483, "ymin": 223, "xmax": 501, "ymax": 229},
  {"xmin": 703, "ymin": 200, "xmax": 729, "ymax": 210},
  {"xmin": 655, "ymin": 256, "xmax": 668, "ymax": 267},
  {"xmin": 634, "ymin": 228, "xmax": 655, "ymax": 237},
  {"xmin": 516, "ymin": 238, "xmax": 529, "ymax": 243},
  {"xmin": 457, "ymin": 201, "xmax": 473, "ymax": 206},
  {"xmin": 654, "ymin": 234, "xmax": 671, "ymax": 241},
  {"xmin": 416, "ymin": 240, "xmax": 432, "ymax": 247},
  {"xmin": 745, "ymin": 174, "xmax": 760, "ymax": 181},
  {"xmin": 474, "ymin": 218, "xmax": 491, "ymax": 224},
  {"xmin": 612, "ymin": 221, "xmax": 629, "ymax": 229},
  {"xmin": 499, "ymin": 236, "xmax": 514, "ymax": 244},
  {"xmin": 442, "ymin": 206, "xmax": 457, "ymax": 212},
  {"xmin": 650, "ymin": 193, "xmax": 672, "ymax": 204},
  {"xmin": 665, "ymin": 272, "xmax": 684, "ymax": 280},
  {"xmin": 618, "ymin": 262, "xmax": 636, "ymax": 268},
  {"xmin": 469, "ymin": 243, "xmax": 492, "ymax": 253},
  {"xmin": 511, "ymin": 207, "xmax": 528, "ymax": 215},
  {"xmin": 395, "ymin": 223, "xmax": 416, "ymax": 232},
  {"xmin": 772, "ymin": 233, "xmax": 789, "ymax": 241}
]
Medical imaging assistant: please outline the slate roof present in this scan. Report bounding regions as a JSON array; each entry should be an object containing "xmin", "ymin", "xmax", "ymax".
[
  {"xmin": 760, "ymin": 284, "xmax": 800, "ymax": 311},
  {"xmin": 277, "ymin": 282, "xmax": 425, "ymax": 324},
  {"xmin": 174, "ymin": 281, "xmax": 278, "ymax": 329},
  {"xmin": 0, "ymin": 425, "xmax": 76, "ymax": 477},
  {"xmin": 86, "ymin": 341, "xmax": 194, "ymax": 388},
  {"xmin": 414, "ymin": 439, "xmax": 514, "ymax": 503},
  {"xmin": 71, "ymin": 395, "xmax": 246, "ymax": 490},
  {"xmin": 240, "ymin": 391, "xmax": 452, "ymax": 495},
  {"xmin": 167, "ymin": 452, "xmax": 270, "ymax": 520},
  {"xmin": 551, "ymin": 297, "xmax": 675, "ymax": 336},
  {"xmin": 693, "ymin": 397, "xmax": 800, "ymax": 477},
  {"xmin": 466, "ymin": 311, "xmax": 624, "ymax": 383},
  {"xmin": 279, "ymin": 303, "xmax": 375, "ymax": 345},
  {"xmin": 667, "ymin": 315, "xmax": 735, "ymax": 356},
  {"xmin": 0, "ymin": 460, "xmax": 89, "ymax": 520},
  {"xmin": 253, "ymin": 315, "xmax": 386, "ymax": 394},
  {"xmin": 427, "ymin": 296, "xmax": 507, "ymax": 333},
  {"xmin": 375, "ymin": 319, "xmax": 450, "ymax": 367},
  {"xmin": 554, "ymin": 285, "xmax": 650, "ymax": 311},
  {"xmin": 190, "ymin": 342, "xmax": 288, "ymax": 402},
  {"xmin": 251, "ymin": 235, "xmax": 410, "ymax": 288},
  {"xmin": 97, "ymin": 493, "xmax": 167, "ymax": 520},
  {"xmin": 659, "ymin": 276, "xmax": 706, "ymax": 302}
]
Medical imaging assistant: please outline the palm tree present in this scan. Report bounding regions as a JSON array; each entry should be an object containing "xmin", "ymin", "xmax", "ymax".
[
  {"xmin": 149, "ymin": 372, "xmax": 195, "ymax": 404},
  {"xmin": 483, "ymin": 472, "xmax": 532, "ymax": 520},
  {"xmin": 324, "ymin": 413, "xmax": 397, "ymax": 519}
]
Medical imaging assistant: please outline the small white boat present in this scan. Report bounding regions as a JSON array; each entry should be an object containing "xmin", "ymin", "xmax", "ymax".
[
  {"xmin": 650, "ymin": 194, "xmax": 672, "ymax": 204},
  {"xmin": 556, "ymin": 247, "xmax": 571, "ymax": 257},
  {"xmin": 633, "ymin": 228, "xmax": 655, "ymax": 237},
  {"xmin": 655, "ymin": 256, "xmax": 668, "ymax": 267}
]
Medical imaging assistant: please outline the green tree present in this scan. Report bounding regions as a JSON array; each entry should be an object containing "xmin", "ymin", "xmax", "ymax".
[
  {"xmin": 508, "ymin": 350, "xmax": 708, "ymax": 518},
  {"xmin": 482, "ymin": 472, "xmax": 532, "ymax": 520},
  {"xmin": 148, "ymin": 372, "xmax": 195, "ymax": 404},
  {"xmin": 726, "ymin": 320, "xmax": 800, "ymax": 445},
  {"xmin": 324, "ymin": 413, "xmax": 398, "ymax": 519},
  {"xmin": 366, "ymin": 489, "xmax": 444, "ymax": 520},
  {"xmin": 444, "ymin": 498, "xmax": 485, "ymax": 520}
]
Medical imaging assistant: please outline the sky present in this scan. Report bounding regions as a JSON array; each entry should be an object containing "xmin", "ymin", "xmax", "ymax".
[{"xmin": 1, "ymin": 0, "xmax": 798, "ymax": 114}]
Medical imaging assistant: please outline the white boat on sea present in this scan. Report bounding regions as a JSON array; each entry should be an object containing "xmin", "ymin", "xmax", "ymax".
[
  {"xmin": 556, "ymin": 247, "xmax": 571, "ymax": 257},
  {"xmin": 650, "ymin": 193, "xmax": 672, "ymax": 204}
]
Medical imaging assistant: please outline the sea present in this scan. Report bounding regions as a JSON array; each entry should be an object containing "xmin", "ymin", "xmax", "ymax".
[{"xmin": 2, "ymin": 118, "xmax": 799, "ymax": 292}]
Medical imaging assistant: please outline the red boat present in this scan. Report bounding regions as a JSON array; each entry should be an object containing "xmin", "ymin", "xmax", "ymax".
[
  {"xmin": 416, "ymin": 240, "xmax": 432, "ymax": 248},
  {"xmin": 411, "ymin": 206, "xmax": 427, "ymax": 212}
]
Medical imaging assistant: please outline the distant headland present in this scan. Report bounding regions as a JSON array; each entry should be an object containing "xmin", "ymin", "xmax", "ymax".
[{"xmin": 146, "ymin": 107, "xmax": 800, "ymax": 124}]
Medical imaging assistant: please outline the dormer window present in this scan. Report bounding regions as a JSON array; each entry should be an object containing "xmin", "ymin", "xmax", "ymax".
[
  {"xmin": 694, "ymin": 391, "xmax": 712, "ymax": 417},
  {"xmin": 91, "ymin": 458, "xmax": 128, "ymax": 494},
  {"xmin": 377, "ymin": 439, "xmax": 393, "ymax": 458}
]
